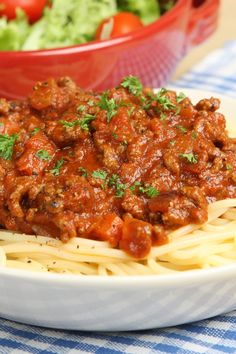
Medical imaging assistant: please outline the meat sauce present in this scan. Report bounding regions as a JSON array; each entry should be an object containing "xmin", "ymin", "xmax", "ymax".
[{"xmin": 0, "ymin": 76, "xmax": 236, "ymax": 258}]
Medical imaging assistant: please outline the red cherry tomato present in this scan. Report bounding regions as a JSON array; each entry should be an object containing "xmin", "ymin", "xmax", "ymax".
[
  {"xmin": 0, "ymin": 0, "xmax": 47, "ymax": 23},
  {"xmin": 96, "ymin": 12, "xmax": 143, "ymax": 40}
]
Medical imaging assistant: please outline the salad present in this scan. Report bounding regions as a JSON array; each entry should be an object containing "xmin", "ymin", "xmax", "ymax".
[{"xmin": 0, "ymin": 0, "xmax": 175, "ymax": 51}]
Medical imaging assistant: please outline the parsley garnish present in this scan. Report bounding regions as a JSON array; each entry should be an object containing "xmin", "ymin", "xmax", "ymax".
[
  {"xmin": 60, "ymin": 119, "xmax": 80, "ymax": 128},
  {"xmin": 31, "ymin": 127, "xmax": 40, "ymax": 136},
  {"xmin": 191, "ymin": 131, "xmax": 197, "ymax": 140},
  {"xmin": 79, "ymin": 167, "xmax": 88, "ymax": 177},
  {"xmin": 160, "ymin": 112, "xmax": 167, "ymax": 121},
  {"xmin": 108, "ymin": 174, "xmax": 127, "ymax": 198},
  {"xmin": 79, "ymin": 114, "xmax": 96, "ymax": 131},
  {"xmin": 176, "ymin": 92, "xmax": 186, "ymax": 103},
  {"xmin": 120, "ymin": 76, "xmax": 143, "ymax": 96},
  {"xmin": 138, "ymin": 184, "xmax": 159, "ymax": 198},
  {"xmin": 98, "ymin": 93, "xmax": 118, "ymax": 122},
  {"xmin": 156, "ymin": 88, "xmax": 177, "ymax": 111},
  {"xmin": 50, "ymin": 158, "xmax": 64, "ymax": 176},
  {"xmin": 92, "ymin": 170, "xmax": 108, "ymax": 180},
  {"xmin": 88, "ymin": 100, "xmax": 95, "ymax": 106},
  {"xmin": 130, "ymin": 181, "xmax": 159, "ymax": 198},
  {"xmin": 179, "ymin": 153, "xmax": 198, "ymax": 164},
  {"xmin": 127, "ymin": 107, "xmax": 135, "ymax": 117},
  {"xmin": 60, "ymin": 114, "xmax": 95, "ymax": 131},
  {"xmin": 77, "ymin": 105, "xmax": 85, "ymax": 112},
  {"xmin": 35, "ymin": 149, "xmax": 52, "ymax": 161},
  {"xmin": 226, "ymin": 164, "xmax": 233, "ymax": 171},
  {"xmin": 112, "ymin": 131, "xmax": 118, "ymax": 139},
  {"xmin": 169, "ymin": 140, "xmax": 176, "ymax": 146},
  {"xmin": 176, "ymin": 125, "xmax": 188, "ymax": 133},
  {"xmin": 0, "ymin": 133, "xmax": 18, "ymax": 160}
]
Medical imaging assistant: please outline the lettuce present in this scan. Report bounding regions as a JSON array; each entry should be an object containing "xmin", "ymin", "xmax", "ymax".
[
  {"xmin": 117, "ymin": 0, "xmax": 160, "ymax": 25},
  {"xmin": 0, "ymin": 9, "xmax": 29, "ymax": 51}
]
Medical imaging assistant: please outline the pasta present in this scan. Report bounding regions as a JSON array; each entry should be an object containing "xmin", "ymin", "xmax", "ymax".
[{"xmin": 1, "ymin": 198, "xmax": 236, "ymax": 276}]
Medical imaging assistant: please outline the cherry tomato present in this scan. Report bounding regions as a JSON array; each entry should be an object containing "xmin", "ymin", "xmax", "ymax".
[
  {"xmin": 0, "ymin": 0, "xmax": 47, "ymax": 23},
  {"xmin": 96, "ymin": 12, "xmax": 143, "ymax": 40}
]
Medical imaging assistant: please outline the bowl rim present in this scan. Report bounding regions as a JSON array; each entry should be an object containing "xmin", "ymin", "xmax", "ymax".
[{"xmin": 0, "ymin": 0, "xmax": 186, "ymax": 57}]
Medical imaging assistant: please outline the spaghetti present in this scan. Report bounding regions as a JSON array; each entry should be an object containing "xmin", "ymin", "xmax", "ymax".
[{"xmin": 1, "ymin": 199, "xmax": 236, "ymax": 275}]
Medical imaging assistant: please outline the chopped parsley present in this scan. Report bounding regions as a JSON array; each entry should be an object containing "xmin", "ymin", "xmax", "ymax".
[
  {"xmin": 35, "ymin": 149, "xmax": 52, "ymax": 161},
  {"xmin": 60, "ymin": 114, "xmax": 95, "ymax": 131},
  {"xmin": 120, "ymin": 76, "xmax": 143, "ymax": 96},
  {"xmin": 31, "ymin": 127, "xmax": 40, "ymax": 136},
  {"xmin": 111, "ymin": 131, "xmax": 118, "ymax": 139},
  {"xmin": 127, "ymin": 106, "xmax": 135, "ymax": 117},
  {"xmin": 0, "ymin": 133, "xmax": 18, "ymax": 160},
  {"xmin": 87, "ymin": 100, "xmax": 95, "ymax": 106},
  {"xmin": 160, "ymin": 112, "xmax": 167, "ymax": 121},
  {"xmin": 169, "ymin": 140, "xmax": 176, "ymax": 146},
  {"xmin": 226, "ymin": 164, "xmax": 233, "ymax": 171},
  {"xmin": 156, "ymin": 88, "xmax": 177, "ymax": 111},
  {"xmin": 176, "ymin": 92, "xmax": 186, "ymax": 103},
  {"xmin": 50, "ymin": 158, "xmax": 64, "ymax": 176},
  {"xmin": 191, "ymin": 131, "xmax": 197, "ymax": 140},
  {"xmin": 98, "ymin": 93, "xmax": 118, "ymax": 122},
  {"xmin": 108, "ymin": 174, "xmax": 127, "ymax": 198},
  {"xmin": 130, "ymin": 181, "xmax": 159, "ymax": 198},
  {"xmin": 77, "ymin": 105, "xmax": 85, "ymax": 112},
  {"xmin": 79, "ymin": 167, "xmax": 88, "ymax": 177},
  {"xmin": 179, "ymin": 153, "xmax": 198, "ymax": 164},
  {"xmin": 176, "ymin": 125, "xmax": 188, "ymax": 133},
  {"xmin": 60, "ymin": 119, "xmax": 80, "ymax": 128},
  {"xmin": 92, "ymin": 169, "xmax": 108, "ymax": 180},
  {"xmin": 79, "ymin": 114, "xmax": 96, "ymax": 131}
]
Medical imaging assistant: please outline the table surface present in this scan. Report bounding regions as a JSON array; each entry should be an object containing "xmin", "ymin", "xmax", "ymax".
[{"xmin": 173, "ymin": 0, "xmax": 236, "ymax": 79}]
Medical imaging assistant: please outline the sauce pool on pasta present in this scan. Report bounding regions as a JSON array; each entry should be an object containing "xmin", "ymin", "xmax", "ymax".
[{"xmin": 0, "ymin": 76, "xmax": 236, "ymax": 274}]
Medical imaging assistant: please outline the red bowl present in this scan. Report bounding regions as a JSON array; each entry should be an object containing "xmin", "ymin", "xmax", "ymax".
[{"xmin": 0, "ymin": 0, "xmax": 219, "ymax": 100}]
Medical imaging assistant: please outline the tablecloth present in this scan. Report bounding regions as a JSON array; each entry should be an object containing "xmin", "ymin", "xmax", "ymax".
[{"xmin": 1, "ymin": 41, "xmax": 236, "ymax": 354}]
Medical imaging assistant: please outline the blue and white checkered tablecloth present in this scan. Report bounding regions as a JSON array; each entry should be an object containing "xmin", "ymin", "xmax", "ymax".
[{"xmin": 1, "ymin": 41, "xmax": 236, "ymax": 354}]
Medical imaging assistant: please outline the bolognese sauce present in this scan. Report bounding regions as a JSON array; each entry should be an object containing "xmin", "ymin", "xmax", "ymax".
[{"xmin": 0, "ymin": 76, "xmax": 235, "ymax": 259}]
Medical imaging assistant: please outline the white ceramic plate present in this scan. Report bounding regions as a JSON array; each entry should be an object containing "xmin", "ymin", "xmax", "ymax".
[{"xmin": 0, "ymin": 88, "xmax": 236, "ymax": 331}]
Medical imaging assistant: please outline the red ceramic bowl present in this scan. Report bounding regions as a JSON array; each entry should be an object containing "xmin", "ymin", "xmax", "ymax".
[{"xmin": 0, "ymin": 0, "xmax": 219, "ymax": 99}]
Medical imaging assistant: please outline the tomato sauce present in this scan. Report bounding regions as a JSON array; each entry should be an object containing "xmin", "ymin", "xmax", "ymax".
[{"xmin": 0, "ymin": 76, "xmax": 236, "ymax": 258}]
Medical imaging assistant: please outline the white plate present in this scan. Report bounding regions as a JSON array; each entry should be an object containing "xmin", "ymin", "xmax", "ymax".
[{"xmin": 0, "ymin": 88, "xmax": 236, "ymax": 331}]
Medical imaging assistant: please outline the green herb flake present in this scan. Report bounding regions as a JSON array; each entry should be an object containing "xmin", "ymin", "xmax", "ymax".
[
  {"xmin": 160, "ymin": 112, "xmax": 167, "ymax": 121},
  {"xmin": 98, "ymin": 93, "xmax": 118, "ymax": 123},
  {"xmin": 59, "ymin": 119, "xmax": 80, "ymax": 128},
  {"xmin": 116, "ymin": 183, "xmax": 126, "ymax": 198},
  {"xmin": 176, "ymin": 125, "xmax": 188, "ymax": 133},
  {"xmin": 79, "ymin": 167, "xmax": 88, "ymax": 177},
  {"xmin": 191, "ymin": 131, "xmax": 197, "ymax": 140},
  {"xmin": 0, "ymin": 133, "xmax": 18, "ymax": 160},
  {"xmin": 169, "ymin": 140, "xmax": 176, "ymax": 146},
  {"xmin": 50, "ymin": 158, "xmax": 64, "ymax": 176},
  {"xmin": 156, "ymin": 88, "xmax": 177, "ymax": 111},
  {"xmin": 111, "ymin": 131, "xmax": 118, "ymax": 140},
  {"xmin": 226, "ymin": 164, "xmax": 233, "ymax": 171},
  {"xmin": 176, "ymin": 92, "xmax": 186, "ymax": 103},
  {"xmin": 60, "ymin": 114, "xmax": 95, "ymax": 131},
  {"xmin": 179, "ymin": 153, "xmax": 198, "ymax": 164},
  {"xmin": 143, "ymin": 185, "xmax": 159, "ymax": 198},
  {"xmin": 87, "ymin": 100, "xmax": 95, "ymax": 107},
  {"xmin": 120, "ymin": 76, "xmax": 143, "ymax": 96},
  {"xmin": 79, "ymin": 114, "xmax": 96, "ymax": 131},
  {"xmin": 127, "ymin": 106, "xmax": 135, "ymax": 117},
  {"xmin": 35, "ymin": 149, "xmax": 52, "ymax": 161},
  {"xmin": 92, "ymin": 169, "xmax": 108, "ymax": 180},
  {"xmin": 77, "ymin": 105, "xmax": 85, "ymax": 112},
  {"xmin": 31, "ymin": 127, "xmax": 40, "ymax": 136}
]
